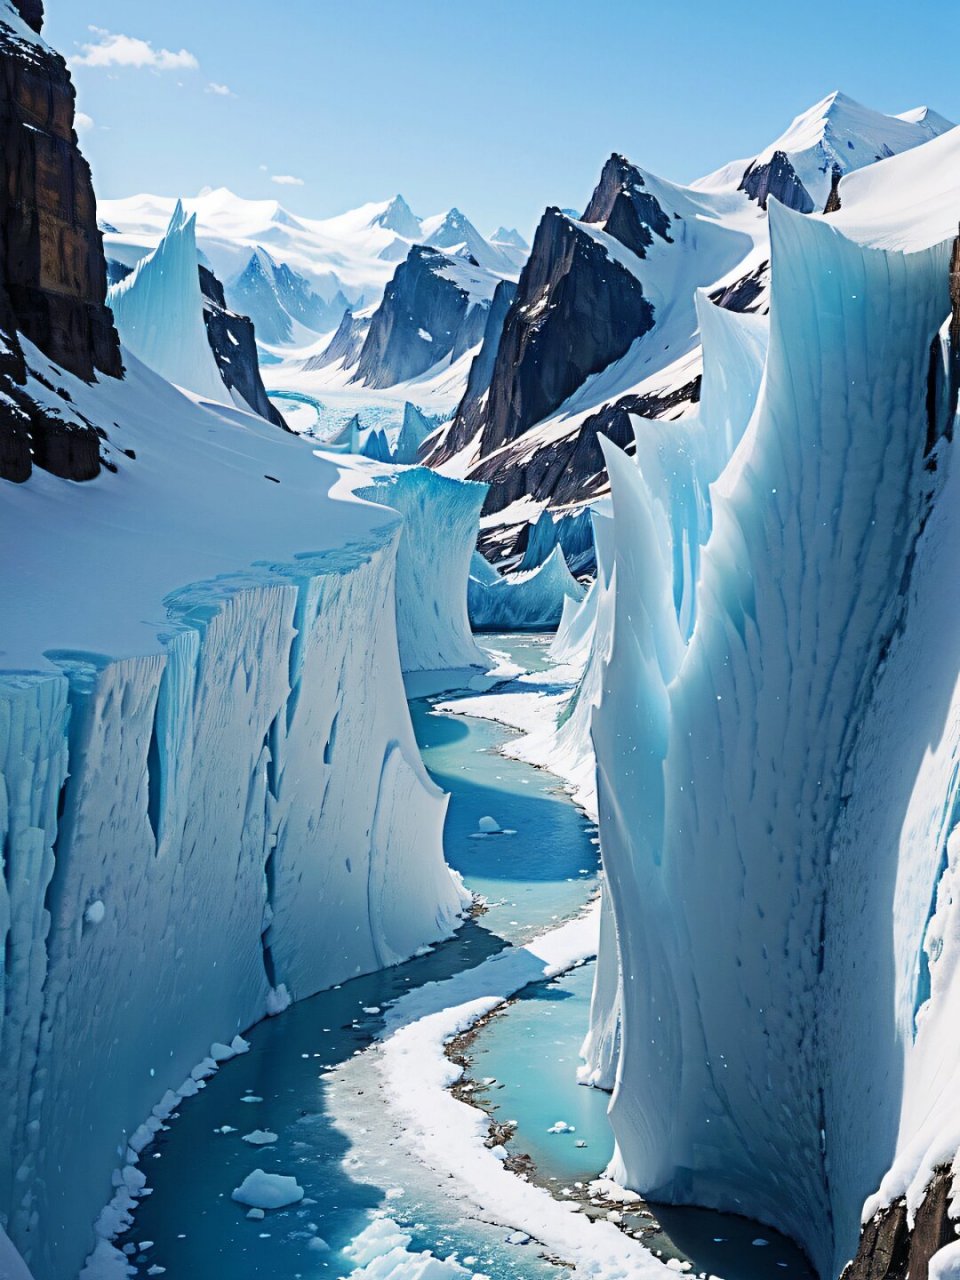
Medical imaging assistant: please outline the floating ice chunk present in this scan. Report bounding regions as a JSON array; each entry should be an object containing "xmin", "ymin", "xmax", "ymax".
[
  {"xmin": 246, "ymin": 1208, "xmax": 264, "ymax": 1221},
  {"xmin": 231, "ymin": 1170, "xmax": 304, "ymax": 1210},
  {"xmin": 266, "ymin": 984, "xmax": 291, "ymax": 1016},
  {"xmin": 84, "ymin": 899, "xmax": 106, "ymax": 926},
  {"xmin": 241, "ymin": 1130, "xmax": 278, "ymax": 1146},
  {"xmin": 506, "ymin": 1230, "xmax": 531, "ymax": 1245},
  {"xmin": 307, "ymin": 1236, "xmax": 330, "ymax": 1252},
  {"xmin": 240, "ymin": 1095, "xmax": 262, "ymax": 1104},
  {"xmin": 478, "ymin": 816, "xmax": 501, "ymax": 833},
  {"xmin": 547, "ymin": 1121, "xmax": 576, "ymax": 1134}
]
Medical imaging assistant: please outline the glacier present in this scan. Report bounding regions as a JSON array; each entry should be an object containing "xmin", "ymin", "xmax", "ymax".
[
  {"xmin": 468, "ymin": 546, "xmax": 585, "ymax": 632},
  {"xmin": 586, "ymin": 194, "xmax": 960, "ymax": 1279},
  {"xmin": 355, "ymin": 467, "xmax": 490, "ymax": 672},
  {"xmin": 107, "ymin": 202, "xmax": 229, "ymax": 404},
  {"xmin": 0, "ymin": 340, "xmax": 474, "ymax": 1280}
]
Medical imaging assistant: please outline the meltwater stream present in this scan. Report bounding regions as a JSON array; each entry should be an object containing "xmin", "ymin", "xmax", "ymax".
[{"xmin": 113, "ymin": 636, "xmax": 813, "ymax": 1280}]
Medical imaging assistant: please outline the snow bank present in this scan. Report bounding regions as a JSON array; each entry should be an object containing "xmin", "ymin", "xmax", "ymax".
[
  {"xmin": 356, "ymin": 468, "xmax": 489, "ymax": 671},
  {"xmin": 468, "ymin": 546, "xmax": 585, "ymax": 631},
  {"xmin": 588, "ymin": 198, "xmax": 957, "ymax": 1277},
  {"xmin": 374, "ymin": 905, "xmax": 677, "ymax": 1278},
  {"xmin": 0, "ymin": 345, "xmax": 469, "ymax": 1279}
]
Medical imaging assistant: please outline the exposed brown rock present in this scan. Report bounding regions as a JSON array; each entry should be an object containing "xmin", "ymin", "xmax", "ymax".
[
  {"xmin": 0, "ymin": 2, "xmax": 121, "ymax": 481},
  {"xmin": 823, "ymin": 165, "xmax": 843, "ymax": 214},
  {"xmin": 842, "ymin": 1169, "xmax": 956, "ymax": 1280},
  {"xmin": 740, "ymin": 149, "xmax": 815, "ymax": 213}
]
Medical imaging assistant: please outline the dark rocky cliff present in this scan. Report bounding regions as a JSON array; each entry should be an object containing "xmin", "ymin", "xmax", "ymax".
[
  {"xmin": 198, "ymin": 264, "xmax": 288, "ymax": 430},
  {"xmin": 304, "ymin": 306, "xmax": 370, "ymax": 373},
  {"xmin": 581, "ymin": 152, "xmax": 674, "ymax": 258},
  {"xmin": 739, "ymin": 149, "xmax": 815, "ymax": 213},
  {"xmin": 476, "ymin": 208, "xmax": 655, "ymax": 473},
  {"xmin": 842, "ymin": 1169, "xmax": 955, "ymax": 1280},
  {"xmin": 0, "ymin": 0, "xmax": 122, "ymax": 482},
  {"xmin": 353, "ymin": 245, "xmax": 490, "ymax": 389},
  {"xmin": 426, "ymin": 277, "xmax": 516, "ymax": 465}
]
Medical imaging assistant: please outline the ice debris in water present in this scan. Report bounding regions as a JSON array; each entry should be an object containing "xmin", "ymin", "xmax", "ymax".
[
  {"xmin": 231, "ymin": 1170, "xmax": 305, "ymax": 1209},
  {"xmin": 83, "ymin": 899, "xmax": 106, "ymax": 926},
  {"xmin": 478, "ymin": 815, "xmax": 501, "ymax": 833},
  {"xmin": 241, "ymin": 1130, "xmax": 278, "ymax": 1146},
  {"xmin": 547, "ymin": 1121, "xmax": 576, "ymax": 1134}
]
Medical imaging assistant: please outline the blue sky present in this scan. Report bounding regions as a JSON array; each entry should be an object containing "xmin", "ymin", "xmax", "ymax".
[{"xmin": 47, "ymin": 0, "xmax": 960, "ymax": 238}]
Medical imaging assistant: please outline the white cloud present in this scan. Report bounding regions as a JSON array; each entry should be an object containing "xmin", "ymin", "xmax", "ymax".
[
  {"xmin": 271, "ymin": 174, "xmax": 304, "ymax": 187},
  {"xmin": 72, "ymin": 26, "xmax": 198, "ymax": 72},
  {"xmin": 206, "ymin": 81, "xmax": 234, "ymax": 97},
  {"xmin": 259, "ymin": 164, "xmax": 268, "ymax": 172},
  {"xmin": 75, "ymin": 111, "xmax": 95, "ymax": 132}
]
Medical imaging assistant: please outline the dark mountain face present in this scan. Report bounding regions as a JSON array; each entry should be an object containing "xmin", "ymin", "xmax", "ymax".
[
  {"xmin": 426, "ymin": 278, "xmax": 517, "ymax": 465},
  {"xmin": 476, "ymin": 208, "xmax": 655, "ymax": 466},
  {"xmin": 739, "ymin": 149, "xmax": 815, "ymax": 213},
  {"xmin": 303, "ymin": 307, "xmax": 370, "ymax": 373},
  {"xmin": 0, "ymin": 0, "xmax": 122, "ymax": 481},
  {"xmin": 228, "ymin": 251, "xmax": 348, "ymax": 346},
  {"xmin": 352, "ymin": 245, "xmax": 492, "ymax": 390},
  {"xmin": 581, "ymin": 152, "xmax": 674, "ymax": 258},
  {"xmin": 197, "ymin": 265, "xmax": 288, "ymax": 430}
]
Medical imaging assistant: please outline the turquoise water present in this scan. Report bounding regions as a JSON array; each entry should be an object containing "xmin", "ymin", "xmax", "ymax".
[{"xmin": 111, "ymin": 636, "xmax": 813, "ymax": 1280}]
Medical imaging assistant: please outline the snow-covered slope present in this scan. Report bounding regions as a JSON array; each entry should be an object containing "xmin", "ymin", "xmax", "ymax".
[
  {"xmin": 711, "ymin": 90, "xmax": 955, "ymax": 212},
  {"xmin": 584, "ymin": 160, "xmax": 960, "ymax": 1280}
]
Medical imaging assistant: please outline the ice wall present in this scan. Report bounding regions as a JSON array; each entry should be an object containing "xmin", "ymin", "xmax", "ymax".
[
  {"xmin": 590, "ymin": 202, "xmax": 955, "ymax": 1278},
  {"xmin": 107, "ymin": 202, "xmax": 228, "ymax": 403},
  {"xmin": 356, "ymin": 468, "xmax": 489, "ymax": 672},
  {"xmin": 468, "ymin": 546, "xmax": 585, "ymax": 631}
]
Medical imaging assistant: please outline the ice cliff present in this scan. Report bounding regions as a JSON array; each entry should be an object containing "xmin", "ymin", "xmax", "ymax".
[
  {"xmin": 586, "ymin": 189, "xmax": 960, "ymax": 1280},
  {"xmin": 468, "ymin": 545, "xmax": 585, "ymax": 631}
]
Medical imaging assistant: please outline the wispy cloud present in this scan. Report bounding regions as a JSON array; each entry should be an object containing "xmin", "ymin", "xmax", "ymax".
[
  {"xmin": 75, "ymin": 111, "xmax": 95, "ymax": 132},
  {"xmin": 206, "ymin": 81, "xmax": 235, "ymax": 97},
  {"xmin": 271, "ymin": 174, "xmax": 304, "ymax": 187},
  {"xmin": 72, "ymin": 27, "xmax": 198, "ymax": 71}
]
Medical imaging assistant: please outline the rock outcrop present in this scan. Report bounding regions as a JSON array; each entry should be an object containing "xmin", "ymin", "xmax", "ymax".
[
  {"xmin": 842, "ymin": 1170, "xmax": 956, "ymax": 1280},
  {"xmin": 0, "ymin": 0, "xmax": 122, "ymax": 482},
  {"xmin": 739, "ymin": 148, "xmax": 815, "ymax": 212},
  {"xmin": 304, "ymin": 306, "xmax": 371, "ymax": 373},
  {"xmin": 476, "ymin": 208, "xmax": 655, "ymax": 468},
  {"xmin": 352, "ymin": 245, "xmax": 493, "ymax": 389},
  {"xmin": 198, "ymin": 265, "xmax": 288, "ymax": 430},
  {"xmin": 228, "ymin": 248, "xmax": 348, "ymax": 346},
  {"xmin": 581, "ymin": 152, "xmax": 674, "ymax": 258}
]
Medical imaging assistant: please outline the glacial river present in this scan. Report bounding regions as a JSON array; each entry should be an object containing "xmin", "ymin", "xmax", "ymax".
[{"xmin": 114, "ymin": 636, "xmax": 813, "ymax": 1280}]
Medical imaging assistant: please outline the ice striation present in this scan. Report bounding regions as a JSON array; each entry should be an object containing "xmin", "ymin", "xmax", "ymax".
[
  {"xmin": 468, "ymin": 545, "xmax": 585, "ymax": 632},
  {"xmin": 357, "ymin": 468, "xmax": 489, "ymax": 672},
  {"xmin": 0, "ymin": 340, "xmax": 474, "ymax": 1280},
  {"xmin": 587, "ymin": 198, "xmax": 959, "ymax": 1279},
  {"xmin": 107, "ymin": 201, "xmax": 228, "ymax": 403}
]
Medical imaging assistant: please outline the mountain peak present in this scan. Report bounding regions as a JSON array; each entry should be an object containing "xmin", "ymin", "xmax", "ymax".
[
  {"xmin": 371, "ymin": 194, "xmax": 421, "ymax": 239},
  {"xmin": 490, "ymin": 226, "xmax": 528, "ymax": 250}
]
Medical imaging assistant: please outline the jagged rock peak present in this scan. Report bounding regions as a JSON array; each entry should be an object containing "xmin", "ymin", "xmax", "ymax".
[
  {"xmin": 740, "ymin": 149, "xmax": 814, "ymax": 213},
  {"xmin": 372, "ymin": 194, "xmax": 421, "ymax": 239},
  {"xmin": 581, "ymin": 153, "xmax": 673, "ymax": 258},
  {"xmin": 11, "ymin": 0, "xmax": 42, "ymax": 31}
]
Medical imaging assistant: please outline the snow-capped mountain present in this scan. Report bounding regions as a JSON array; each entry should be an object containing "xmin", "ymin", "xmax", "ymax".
[
  {"xmin": 99, "ymin": 189, "xmax": 526, "ymax": 351},
  {"xmin": 421, "ymin": 207, "xmax": 526, "ymax": 274},
  {"xmin": 229, "ymin": 247, "xmax": 350, "ymax": 346},
  {"xmin": 424, "ymin": 90, "xmax": 955, "ymax": 563},
  {"xmin": 490, "ymin": 226, "xmax": 529, "ymax": 251},
  {"xmin": 312, "ymin": 242, "xmax": 502, "ymax": 395}
]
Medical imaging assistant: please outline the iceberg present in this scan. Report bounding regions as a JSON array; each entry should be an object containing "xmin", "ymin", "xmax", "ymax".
[
  {"xmin": 107, "ymin": 201, "xmax": 228, "ymax": 404},
  {"xmin": 468, "ymin": 546, "xmax": 585, "ymax": 632},
  {"xmin": 588, "ymin": 199, "xmax": 957, "ymax": 1278}
]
